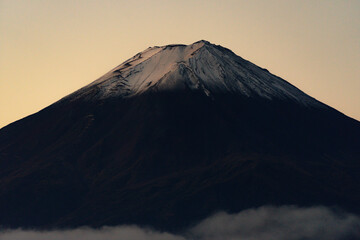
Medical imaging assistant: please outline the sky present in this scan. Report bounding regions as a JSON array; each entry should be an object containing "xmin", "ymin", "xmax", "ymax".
[{"xmin": 1, "ymin": 0, "xmax": 359, "ymax": 128}]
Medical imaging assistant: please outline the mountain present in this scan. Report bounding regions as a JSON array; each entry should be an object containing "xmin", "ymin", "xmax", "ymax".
[{"xmin": 0, "ymin": 40, "xmax": 359, "ymax": 231}]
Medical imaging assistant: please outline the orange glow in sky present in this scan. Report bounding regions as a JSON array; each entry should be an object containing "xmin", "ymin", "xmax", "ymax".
[{"xmin": 1, "ymin": 0, "xmax": 359, "ymax": 128}]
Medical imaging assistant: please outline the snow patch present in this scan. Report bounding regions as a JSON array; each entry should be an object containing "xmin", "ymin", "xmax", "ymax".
[{"xmin": 63, "ymin": 41, "xmax": 325, "ymax": 108}]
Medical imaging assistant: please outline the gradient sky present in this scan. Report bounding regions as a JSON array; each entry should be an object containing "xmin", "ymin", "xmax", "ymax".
[{"xmin": 1, "ymin": 0, "xmax": 359, "ymax": 128}]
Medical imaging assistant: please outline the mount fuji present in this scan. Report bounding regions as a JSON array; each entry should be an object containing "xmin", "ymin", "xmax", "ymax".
[{"xmin": 0, "ymin": 40, "xmax": 359, "ymax": 231}]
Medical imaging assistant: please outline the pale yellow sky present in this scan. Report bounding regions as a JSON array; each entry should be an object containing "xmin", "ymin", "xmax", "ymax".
[{"xmin": 1, "ymin": 0, "xmax": 359, "ymax": 128}]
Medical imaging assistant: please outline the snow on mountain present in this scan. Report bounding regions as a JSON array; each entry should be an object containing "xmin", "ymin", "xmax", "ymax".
[{"xmin": 63, "ymin": 40, "xmax": 324, "ymax": 108}]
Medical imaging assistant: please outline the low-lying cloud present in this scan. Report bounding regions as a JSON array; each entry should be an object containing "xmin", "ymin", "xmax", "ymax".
[
  {"xmin": 0, "ymin": 226, "xmax": 185, "ymax": 240},
  {"xmin": 1, "ymin": 206, "xmax": 359, "ymax": 240},
  {"xmin": 189, "ymin": 205, "xmax": 360, "ymax": 240}
]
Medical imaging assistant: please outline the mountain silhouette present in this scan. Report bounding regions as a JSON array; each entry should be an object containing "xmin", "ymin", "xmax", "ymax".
[{"xmin": 0, "ymin": 40, "xmax": 359, "ymax": 231}]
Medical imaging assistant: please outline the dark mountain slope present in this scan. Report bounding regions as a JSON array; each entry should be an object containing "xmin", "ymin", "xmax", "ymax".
[{"xmin": 0, "ymin": 41, "xmax": 359, "ymax": 231}]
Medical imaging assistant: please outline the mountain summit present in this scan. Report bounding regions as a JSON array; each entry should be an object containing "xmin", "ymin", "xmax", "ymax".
[
  {"xmin": 0, "ymin": 41, "xmax": 359, "ymax": 231},
  {"xmin": 65, "ymin": 40, "xmax": 322, "ymax": 107}
]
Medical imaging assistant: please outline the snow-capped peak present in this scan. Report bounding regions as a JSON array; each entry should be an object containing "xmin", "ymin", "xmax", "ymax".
[{"xmin": 65, "ymin": 40, "xmax": 324, "ymax": 108}]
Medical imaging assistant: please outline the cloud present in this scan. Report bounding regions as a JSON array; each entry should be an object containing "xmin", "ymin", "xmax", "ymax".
[
  {"xmin": 0, "ymin": 226, "xmax": 185, "ymax": 240},
  {"xmin": 1, "ymin": 206, "xmax": 359, "ymax": 240},
  {"xmin": 189, "ymin": 206, "xmax": 360, "ymax": 240}
]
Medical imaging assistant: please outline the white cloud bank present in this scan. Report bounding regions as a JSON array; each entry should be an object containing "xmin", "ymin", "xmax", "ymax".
[
  {"xmin": 190, "ymin": 206, "xmax": 360, "ymax": 240},
  {"xmin": 1, "ymin": 206, "xmax": 359, "ymax": 240},
  {"xmin": 0, "ymin": 226, "xmax": 185, "ymax": 240}
]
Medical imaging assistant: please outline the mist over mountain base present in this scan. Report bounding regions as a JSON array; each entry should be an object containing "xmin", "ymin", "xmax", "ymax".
[{"xmin": 1, "ymin": 206, "xmax": 359, "ymax": 240}]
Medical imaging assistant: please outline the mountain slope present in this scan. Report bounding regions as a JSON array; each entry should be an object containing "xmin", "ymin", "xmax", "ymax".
[{"xmin": 0, "ymin": 41, "xmax": 359, "ymax": 231}]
